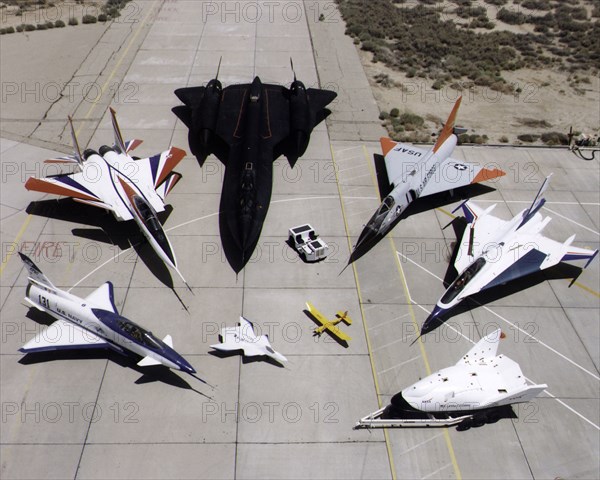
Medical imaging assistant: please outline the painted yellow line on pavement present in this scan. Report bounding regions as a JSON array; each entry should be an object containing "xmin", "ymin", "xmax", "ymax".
[
  {"xmin": 1, "ymin": 2, "xmax": 159, "ymax": 279},
  {"xmin": 79, "ymin": 0, "xmax": 159, "ymax": 130},
  {"xmin": 572, "ymin": 281, "xmax": 600, "ymax": 298},
  {"xmin": 0, "ymin": 215, "xmax": 32, "ymax": 276},
  {"xmin": 331, "ymin": 145, "xmax": 397, "ymax": 480},
  {"xmin": 361, "ymin": 144, "xmax": 462, "ymax": 480}
]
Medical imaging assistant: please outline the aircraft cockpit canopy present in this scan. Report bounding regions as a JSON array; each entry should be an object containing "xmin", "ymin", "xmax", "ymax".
[
  {"xmin": 133, "ymin": 195, "xmax": 161, "ymax": 232},
  {"xmin": 441, "ymin": 257, "xmax": 486, "ymax": 304},
  {"xmin": 377, "ymin": 196, "xmax": 395, "ymax": 216}
]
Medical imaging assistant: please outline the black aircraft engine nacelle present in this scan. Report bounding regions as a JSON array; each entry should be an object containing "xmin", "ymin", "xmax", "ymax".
[
  {"xmin": 192, "ymin": 79, "xmax": 222, "ymax": 151},
  {"xmin": 173, "ymin": 80, "xmax": 222, "ymax": 160},
  {"xmin": 289, "ymin": 80, "xmax": 311, "ymax": 158}
]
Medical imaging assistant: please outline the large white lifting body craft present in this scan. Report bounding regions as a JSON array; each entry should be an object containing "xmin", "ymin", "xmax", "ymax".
[
  {"xmin": 421, "ymin": 174, "xmax": 599, "ymax": 335},
  {"xmin": 24, "ymin": 109, "xmax": 189, "ymax": 287},
  {"xmin": 19, "ymin": 253, "xmax": 195, "ymax": 375},
  {"xmin": 355, "ymin": 330, "xmax": 547, "ymax": 429}
]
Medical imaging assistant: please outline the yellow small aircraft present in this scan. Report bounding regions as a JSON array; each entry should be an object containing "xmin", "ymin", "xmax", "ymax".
[{"xmin": 305, "ymin": 302, "xmax": 353, "ymax": 342}]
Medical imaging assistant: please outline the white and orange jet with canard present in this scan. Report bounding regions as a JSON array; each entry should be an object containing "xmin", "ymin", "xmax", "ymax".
[
  {"xmin": 24, "ymin": 108, "xmax": 189, "ymax": 288},
  {"xmin": 352, "ymin": 96, "xmax": 506, "ymax": 256}
]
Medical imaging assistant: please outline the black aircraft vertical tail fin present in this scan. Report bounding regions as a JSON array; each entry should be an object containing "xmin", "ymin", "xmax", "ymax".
[{"xmin": 373, "ymin": 153, "xmax": 392, "ymax": 200}]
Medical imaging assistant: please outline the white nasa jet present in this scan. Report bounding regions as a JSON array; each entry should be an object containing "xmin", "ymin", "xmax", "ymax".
[
  {"xmin": 356, "ymin": 329, "xmax": 547, "ymax": 428},
  {"xmin": 352, "ymin": 96, "xmax": 505, "ymax": 256},
  {"xmin": 18, "ymin": 253, "xmax": 195, "ymax": 374},
  {"xmin": 210, "ymin": 317, "xmax": 287, "ymax": 365},
  {"xmin": 25, "ymin": 109, "xmax": 189, "ymax": 287},
  {"xmin": 421, "ymin": 174, "xmax": 598, "ymax": 336}
]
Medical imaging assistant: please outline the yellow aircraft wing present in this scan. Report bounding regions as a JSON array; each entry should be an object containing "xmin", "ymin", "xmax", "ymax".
[
  {"xmin": 306, "ymin": 302, "xmax": 329, "ymax": 327},
  {"xmin": 327, "ymin": 325, "xmax": 352, "ymax": 342}
]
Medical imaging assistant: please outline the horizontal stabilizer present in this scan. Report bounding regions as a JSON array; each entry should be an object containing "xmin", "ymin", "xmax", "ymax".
[
  {"xmin": 155, "ymin": 171, "xmax": 182, "ymax": 201},
  {"xmin": 137, "ymin": 355, "xmax": 163, "ymax": 367},
  {"xmin": 44, "ymin": 156, "xmax": 81, "ymax": 165}
]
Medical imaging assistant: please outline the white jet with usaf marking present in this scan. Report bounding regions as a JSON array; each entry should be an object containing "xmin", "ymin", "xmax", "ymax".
[
  {"xmin": 19, "ymin": 253, "xmax": 195, "ymax": 375},
  {"xmin": 421, "ymin": 174, "xmax": 598, "ymax": 336},
  {"xmin": 24, "ymin": 109, "xmax": 189, "ymax": 287},
  {"xmin": 352, "ymin": 96, "xmax": 505, "ymax": 256}
]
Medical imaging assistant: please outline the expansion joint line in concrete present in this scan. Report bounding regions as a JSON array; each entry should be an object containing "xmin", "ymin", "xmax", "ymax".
[
  {"xmin": 330, "ymin": 144, "xmax": 397, "ymax": 480},
  {"xmin": 0, "ymin": 0, "xmax": 161, "ymax": 281}
]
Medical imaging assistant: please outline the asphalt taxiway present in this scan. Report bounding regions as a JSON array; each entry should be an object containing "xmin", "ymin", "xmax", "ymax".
[{"xmin": 1, "ymin": 1, "xmax": 598, "ymax": 479}]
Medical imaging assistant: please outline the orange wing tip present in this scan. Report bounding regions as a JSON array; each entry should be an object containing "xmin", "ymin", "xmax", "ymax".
[
  {"xmin": 471, "ymin": 168, "xmax": 506, "ymax": 184},
  {"xmin": 380, "ymin": 137, "xmax": 397, "ymax": 156},
  {"xmin": 44, "ymin": 158, "xmax": 78, "ymax": 164},
  {"xmin": 24, "ymin": 177, "xmax": 98, "ymax": 201},
  {"xmin": 155, "ymin": 147, "xmax": 188, "ymax": 187},
  {"xmin": 127, "ymin": 139, "xmax": 143, "ymax": 152}
]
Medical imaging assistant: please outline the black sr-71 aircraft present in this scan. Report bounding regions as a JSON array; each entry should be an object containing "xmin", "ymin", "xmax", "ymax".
[{"xmin": 172, "ymin": 61, "xmax": 336, "ymax": 272}]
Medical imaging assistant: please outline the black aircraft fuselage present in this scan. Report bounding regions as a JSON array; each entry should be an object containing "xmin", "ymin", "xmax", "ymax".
[{"xmin": 173, "ymin": 72, "xmax": 336, "ymax": 272}]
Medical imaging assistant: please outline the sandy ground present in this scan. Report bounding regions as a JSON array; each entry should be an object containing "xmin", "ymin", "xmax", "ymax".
[
  {"xmin": 0, "ymin": 1, "xmax": 106, "ymax": 28},
  {"xmin": 362, "ymin": 52, "xmax": 600, "ymax": 144},
  {"xmin": 351, "ymin": 0, "xmax": 600, "ymax": 145}
]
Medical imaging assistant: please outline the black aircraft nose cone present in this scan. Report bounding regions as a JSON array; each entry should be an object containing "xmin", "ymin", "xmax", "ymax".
[{"xmin": 420, "ymin": 306, "xmax": 449, "ymax": 336}]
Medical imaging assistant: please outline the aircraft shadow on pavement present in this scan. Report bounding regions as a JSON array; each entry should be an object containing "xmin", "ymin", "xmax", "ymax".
[
  {"xmin": 26, "ymin": 199, "xmax": 178, "ymax": 289},
  {"xmin": 208, "ymin": 349, "xmax": 285, "ymax": 368},
  {"xmin": 347, "ymin": 182, "xmax": 495, "ymax": 266},
  {"xmin": 303, "ymin": 309, "xmax": 350, "ymax": 348}
]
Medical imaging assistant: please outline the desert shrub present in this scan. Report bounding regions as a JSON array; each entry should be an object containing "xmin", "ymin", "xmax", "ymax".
[
  {"xmin": 45, "ymin": 21, "xmax": 54, "ymax": 28},
  {"xmin": 16, "ymin": 24, "xmax": 24, "ymax": 32},
  {"xmin": 517, "ymin": 134, "xmax": 540, "ymax": 142},
  {"xmin": 379, "ymin": 111, "xmax": 390, "ymax": 120},
  {"xmin": 499, "ymin": 135, "xmax": 509, "ymax": 143},
  {"xmin": 24, "ymin": 24, "xmax": 36, "ymax": 31},
  {"xmin": 497, "ymin": 8, "xmax": 526, "ymax": 25},
  {"xmin": 82, "ymin": 15, "xmax": 97, "ymax": 24},
  {"xmin": 68, "ymin": 17, "xmax": 78, "ymax": 26},
  {"xmin": 540, "ymin": 132, "xmax": 568, "ymax": 145},
  {"xmin": 390, "ymin": 108, "xmax": 400, "ymax": 117},
  {"xmin": 36, "ymin": 23, "xmax": 48, "ymax": 30},
  {"xmin": 484, "ymin": 0, "xmax": 507, "ymax": 5},
  {"xmin": 55, "ymin": 19, "xmax": 65, "ymax": 27},
  {"xmin": 98, "ymin": 13, "xmax": 108, "ymax": 22},
  {"xmin": 0, "ymin": 28, "xmax": 6, "ymax": 35},
  {"xmin": 521, "ymin": 0, "xmax": 551, "ymax": 10}
]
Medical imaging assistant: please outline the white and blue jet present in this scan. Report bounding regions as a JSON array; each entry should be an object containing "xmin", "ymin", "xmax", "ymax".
[
  {"xmin": 421, "ymin": 174, "xmax": 598, "ymax": 336},
  {"xmin": 19, "ymin": 253, "xmax": 195, "ymax": 375},
  {"xmin": 24, "ymin": 109, "xmax": 189, "ymax": 288}
]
